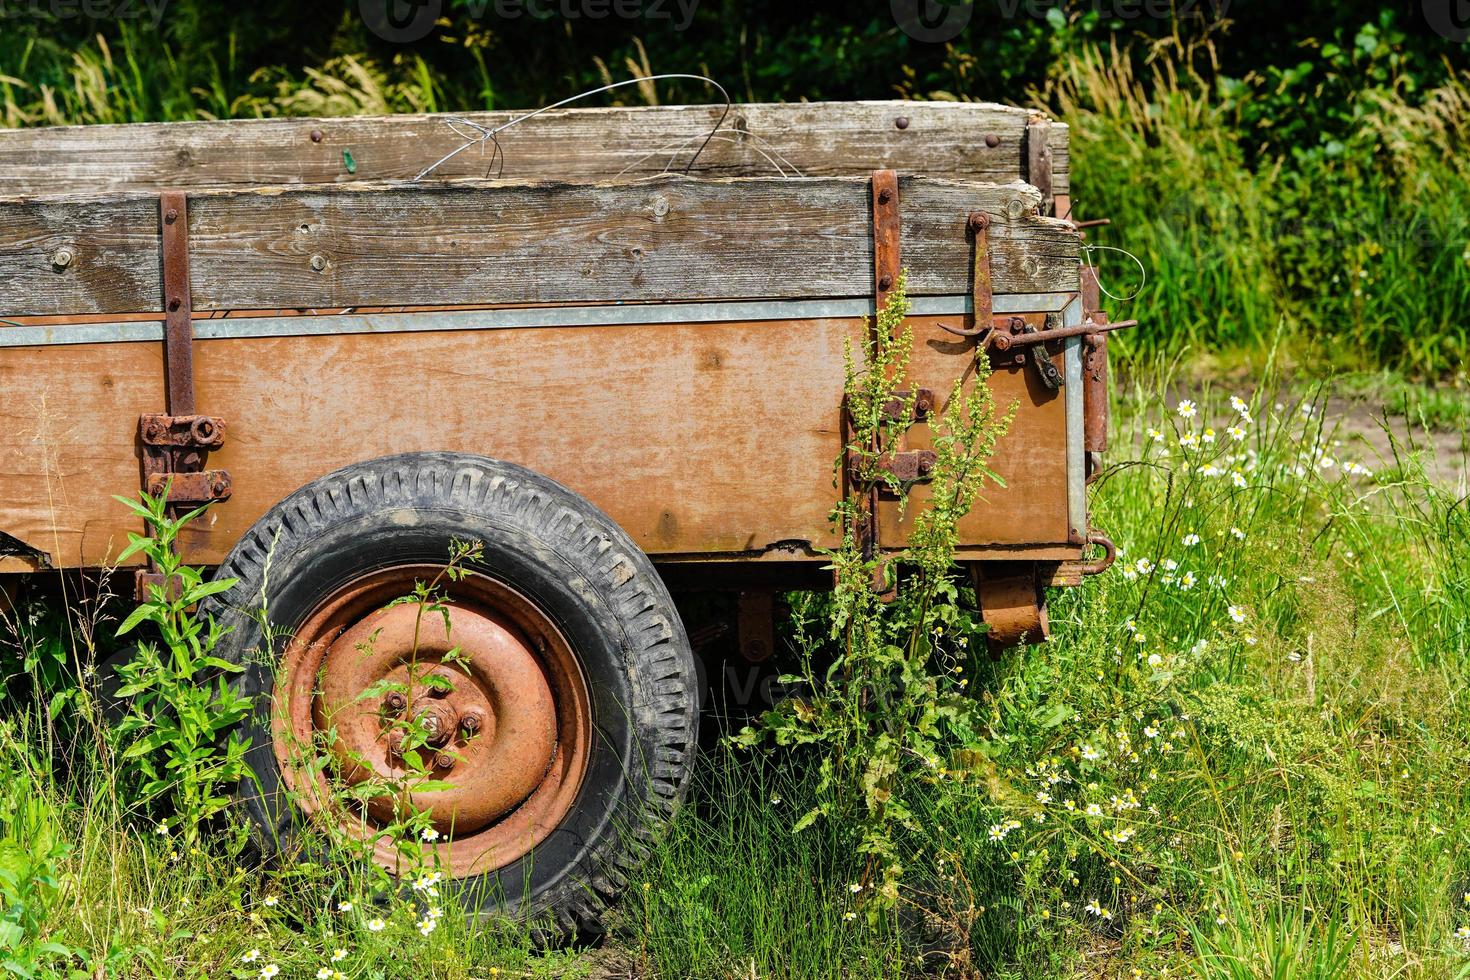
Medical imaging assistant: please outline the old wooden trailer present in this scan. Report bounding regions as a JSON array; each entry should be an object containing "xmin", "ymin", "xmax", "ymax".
[{"xmin": 0, "ymin": 100, "xmax": 1122, "ymax": 928}]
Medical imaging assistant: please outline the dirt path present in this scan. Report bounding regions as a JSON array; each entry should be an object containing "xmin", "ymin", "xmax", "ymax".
[{"xmin": 1325, "ymin": 394, "xmax": 1467, "ymax": 490}]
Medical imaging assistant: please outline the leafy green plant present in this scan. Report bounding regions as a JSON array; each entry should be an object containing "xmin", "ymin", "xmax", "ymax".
[
  {"xmin": 108, "ymin": 490, "xmax": 253, "ymax": 847},
  {"xmin": 737, "ymin": 275, "xmax": 1013, "ymax": 906}
]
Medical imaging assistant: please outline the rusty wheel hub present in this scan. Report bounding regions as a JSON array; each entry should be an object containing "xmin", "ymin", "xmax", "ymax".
[{"xmin": 274, "ymin": 566, "xmax": 591, "ymax": 878}]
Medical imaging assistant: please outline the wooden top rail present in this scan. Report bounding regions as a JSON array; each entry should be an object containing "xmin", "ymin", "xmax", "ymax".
[
  {"xmin": 0, "ymin": 174, "xmax": 1079, "ymax": 319},
  {"xmin": 0, "ymin": 100, "xmax": 1068, "ymax": 199}
]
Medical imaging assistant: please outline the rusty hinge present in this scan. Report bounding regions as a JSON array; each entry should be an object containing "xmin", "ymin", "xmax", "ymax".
[
  {"xmin": 139, "ymin": 413, "xmax": 232, "ymax": 505},
  {"xmin": 880, "ymin": 388, "xmax": 937, "ymax": 422},
  {"xmin": 860, "ymin": 170, "xmax": 905, "ymax": 597},
  {"xmin": 136, "ymin": 193, "xmax": 231, "ymax": 600}
]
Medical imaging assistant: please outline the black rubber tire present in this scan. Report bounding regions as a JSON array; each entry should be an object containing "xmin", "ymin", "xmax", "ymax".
[{"xmin": 201, "ymin": 452, "xmax": 698, "ymax": 934}]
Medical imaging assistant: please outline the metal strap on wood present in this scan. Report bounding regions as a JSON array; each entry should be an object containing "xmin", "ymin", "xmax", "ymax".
[{"xmin": 136, "ymin": 192, "xmax": 231, "ymax": 599}]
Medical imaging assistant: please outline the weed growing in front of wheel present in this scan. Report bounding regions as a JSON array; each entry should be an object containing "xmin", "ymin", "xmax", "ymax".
[
  {"xmin": 108, "ymin": 489, "xmax": 254, "ymax": 848},
  {"xmin": 265, "ymin": 536, "xmax": 569, "ymax": 957},
  {"xmin": 734, "ymin": 273, "xmax": 1016, "ymax": 911}
]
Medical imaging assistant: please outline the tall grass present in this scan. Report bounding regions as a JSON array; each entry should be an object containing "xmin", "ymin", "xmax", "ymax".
[{"xmin": 1047, "ymin": 41, "xmax": 1470, "ymax": 375}]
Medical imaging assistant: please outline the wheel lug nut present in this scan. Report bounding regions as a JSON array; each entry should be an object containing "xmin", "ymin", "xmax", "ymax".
[
  {"xmin": 384, "ymin": 692, "xmax": 407, "ymax": 713},
  {"xmin": 433, "ymin": 752, "xmax": 455, "ymax": 770},
  {"xmin": 460, "ymin": 711, "xmax": 483, "ymax": 735}
]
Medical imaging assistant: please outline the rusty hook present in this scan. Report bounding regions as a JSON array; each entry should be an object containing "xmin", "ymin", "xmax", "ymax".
[{"xmin": 1078, "ymin": 531, "xmax": 1117, "ymax": 577}]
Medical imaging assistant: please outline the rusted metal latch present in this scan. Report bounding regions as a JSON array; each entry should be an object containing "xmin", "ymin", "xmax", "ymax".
[
  {"xmin": 142, "ymin": 192, "xmax": 232, "ymax": 508},
  {"xmin": 139, "ymin": 413, "xmax": 231, "ymax": 505}
]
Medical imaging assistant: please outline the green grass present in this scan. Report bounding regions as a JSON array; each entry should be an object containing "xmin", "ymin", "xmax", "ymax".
[{"xmin": 6, "ymin": 372, "xmax": 1470, "ymax": 978}]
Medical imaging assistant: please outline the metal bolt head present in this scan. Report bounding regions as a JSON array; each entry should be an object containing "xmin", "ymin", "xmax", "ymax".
[
  {"xmin": 433, "ymin": 752, "xmax": 455, "ymax": 771},
  {"xmin": 460, "ymin": 711, "xmax": 484, "ymax": 735},
  {"xmin": 384, "ymin": 691, "xmax": 407, "ymax": 713},
  {"xmin": 877, "ymin": 187, "xmax": 894, "ymax": 206},
  {"xmin": 310, "ymin": 129, "xmax": 323, "ymax": 143},
  {"xmin": 167, "ymin": 298, "xmax": 182, "ymax": 312},
  {"xmin": 310, "ymin": 254, "xmax": 328, "ymax": 273},
  {"xmin": 50, "ymin": 247, "xmax": 74, "ymax": 269},
  {"xmin": 651, "ymin": 195, "xmax": 670, "ymax": 218},
  {"xmin": 165, "ymin": 209, "xmax": 178, "ymax": 224},
  {"xmin": 878, "ymin": 274, "xmax": 894, "ymax": 292},
  {"xmin": 967, "ymin": 212, "xmax": 990, "ymax": 236},
  {"xmin": 894, "ymin": 116, "xmax": 910, "ymax": 130},
  {"xmin": 984, "ymin": 133, "xmax": 1001, "ymax": 148}
]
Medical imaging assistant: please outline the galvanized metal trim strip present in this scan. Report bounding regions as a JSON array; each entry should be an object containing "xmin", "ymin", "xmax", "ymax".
[
  {"xmin": 1062, "ymin": 295, "xmax": 1087, "ymax": 543},
  {"xmin": 0, "ymin": 292, "xmax": 1075, "ymax": 348}
]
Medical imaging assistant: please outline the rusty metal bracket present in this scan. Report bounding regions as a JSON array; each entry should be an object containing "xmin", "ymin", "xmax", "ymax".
[
  {"xmin": 143, "ymin": 470, "xmax": 233, "ymax": 504},
  {"xmin": 136, "ymin": 193, "xmax": 231, "ymax": 599},
  {"xmin": 936, "ymin": 212, "xmax": 995, "ymax": 341},
  {"xmin": 1026, "ymin": 316, "xmax": 1065, "ymax": 390},
  {"xmin": 139, "ymin": 413, "xmax": 231, "ymax": 505},
  {"xmin": 862, "ymin": 170, "xmax": 904, "ymax": 598},
  {"xmin": 160, "ymin": 191, "xmax": 197, "ymax": 416},
  {"xmin": 880, "ymin": 388, "xmax": 937, "ymax": 422},
  {"xmin": 871, "ymin": 169, "xmax": 901, "ymax": 315},
  {"xmin": 854, "ymin": 449, "xmax": 937, "ymax": 486}
]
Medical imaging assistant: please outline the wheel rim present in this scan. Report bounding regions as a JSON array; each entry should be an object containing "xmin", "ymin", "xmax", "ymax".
[{"xmin": 273, "ymin": 565, "xmax": 592, "ymax": 879}]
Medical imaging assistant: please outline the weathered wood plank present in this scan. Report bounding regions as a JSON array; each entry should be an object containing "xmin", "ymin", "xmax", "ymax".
[
  {"xmin": 0, "ymin": 101, "xmax": 1068, "ymax": 198},
  {"xmin": 0, "ymin": 175, "xmax": 1078, "ymax": 318},
  {"xmin": 0, "ymin": 314, "xmax": 1073, "ymax": 570}
]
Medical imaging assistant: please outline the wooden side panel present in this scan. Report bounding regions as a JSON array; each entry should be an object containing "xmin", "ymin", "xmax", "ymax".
[
  {"xmin": 0, "ymin": 315, "xmax": 1070, "ymax": 569},
  {"xmin": 877, "ymin": 313, "xmax": 1070, "ymax": 548},
  {"xmin": 0, "ymin": 102, "xmax": 1069, "ymax": 198},
  {"xmin": 0, "ymin": 176, "xmax": 1076, "ymax": 318},
  {"xmin": 0, "ymin": 342, "xmax": 160, "ymax": 570}
]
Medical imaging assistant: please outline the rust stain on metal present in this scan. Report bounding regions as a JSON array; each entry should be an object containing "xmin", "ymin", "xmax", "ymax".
[
  {"xmin": 143, "ymin": 469, "xmax": 232, "ymax": 503},
  {"xmin": 972, "ymin": 563, "xmax": 1050, "ymax": 650},
  {"xmin": 870, "ymin": 170, "xmax": 901, "ymax": 315},
  {"xmin": 159, "ymin": 191, "xmax": 196, "ymax": 415},
  {"xmin": 275, "ymin": 566, "xmax": 592, "ymax": 880}
]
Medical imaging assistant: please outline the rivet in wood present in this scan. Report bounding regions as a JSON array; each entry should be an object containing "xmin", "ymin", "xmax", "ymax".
[
  {"xmin": 310, "ymin": 254, "xmax": 328, "ymax": 272},
  {"xmin": 165, "ymin": 209, "xmax": 178, "ymax": 224},
  {"xmin": 894, "ymin": 116, "xmax": 910, "ymax": 130},
  {"xmin": 310, "ymin": 129, "xmax": 323, "ymax": 143},
  {"xmin": 878, "ymin": 274, "xmax": 894, "ymax": 291},
  {"xmin": 1006, "ymin": 198, "xmax": 1025, "ymax": 220},
  {"xmin": 50, "ymin": 247, "xmax": 74, "ymax": 269},
  {"xmin": 168, "ymin": 298, "xmax": 182, "ymax": 312},
  {"xmin": 652, "ymin": 195, "xmax": 670, "ymax": 218},
  {"xmin": 877, "ymin": 187, "xmax": 894, "ymax": 205},
  {"xmin": 985, "ymin": 133, "xmax": 1001, "ymax": 148}
]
